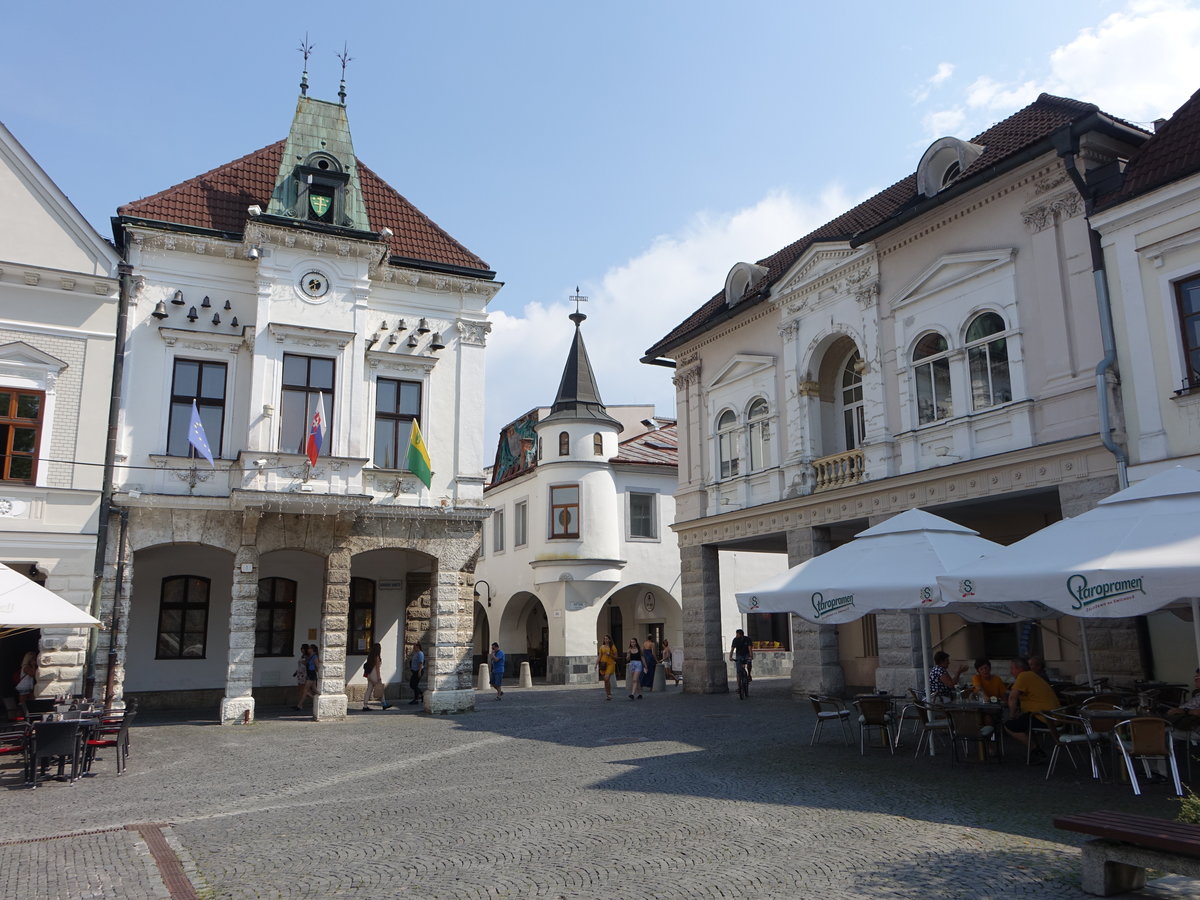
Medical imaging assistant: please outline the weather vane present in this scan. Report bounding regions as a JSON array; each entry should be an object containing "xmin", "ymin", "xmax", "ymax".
[
  {"xmin": 298, "ymin": 34, "xmax": 313, "ymax": 97},
  {"xmin": 337, "ymin": 42, "xmax": 353, "ymax": 104},
  {"xmin": 569, "ymin": 285, "xmax": 588, "ymax": 325}
]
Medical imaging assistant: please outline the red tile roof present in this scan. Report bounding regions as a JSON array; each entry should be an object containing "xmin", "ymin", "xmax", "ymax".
[
  {"xmin": 612, "ymin": 419, "xmax": 677, "ymax": 467},
  {"xmin": 117, "ymin": 140, "xmax": 492, "ymax": 274},
  {"xmin": 644, "ymin": 94, "xmax": 1140, "ymax": 360},
  {"xmin": 1096, "ymin": 87, "xmax": 1200, "ymax": 210}
]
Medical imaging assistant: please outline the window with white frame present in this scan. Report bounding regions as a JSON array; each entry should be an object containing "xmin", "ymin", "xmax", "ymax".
[
  {"xmin": 841, "ymin": 351, "xmax": 866, "ymax": 450},
  {"xmin": 747, "ymin": 399, "xmax": 770, "ymax": 471},
  {"xmin": 965, "ymin": 312, "xmax": 1012, "ymax": 410},
  {"xmin": 493, "ymin": 507, "xmax": 506, "ymax": 553},
  {"xmin": 514, "ymin": 500, "xmax": 528, "ymax": 547},
  {"xmin": 1175, "ymin": 275, "xmax": 1200, "ymax": 391},
  {"xmin": 280, "ymin": 353, "xmax": 335, "ymax": 455},
  {"xmin": 558, "ymin": 431, "xmax": 570, "ymax": 456},
  {"xmin": 549, "ymin": 484, "xmax": 579, "ymax": 538},
  {"xmin": 593, "ymin": 432, "xmax": 603, "ymax": 456},
  {"xmin": 716, "ymin": 410, "xmax": 739, "ymax": 479},
  {"xmin": 628, "ymin": 491, "xmax": 657, "ymax": 540},
  {"xmin": 374, "ymin": 377, "xmax": 421, "ymax": 469},
  {"xmin": 912, "ymin": 333, "xmax": 952, "ymax": 425},
  {"xmin": 167, "ymin": 359, "xmax": 226, "ymax": 459}
]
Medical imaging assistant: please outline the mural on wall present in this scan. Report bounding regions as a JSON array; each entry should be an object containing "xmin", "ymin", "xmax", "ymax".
[{"xmin": 491, "ymin": 409, "xmax": 539, "ymax": 485}]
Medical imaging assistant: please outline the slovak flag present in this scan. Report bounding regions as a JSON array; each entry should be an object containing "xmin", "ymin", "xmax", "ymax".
[{"xmin": 305, "ymin": 392, "xmax": 327, "ymax": 466}]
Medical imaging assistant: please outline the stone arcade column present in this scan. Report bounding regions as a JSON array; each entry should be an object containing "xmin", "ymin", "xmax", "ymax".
[
  {"xmin": 92, "ymin": 511, "xmax": 133, "ymax": 707},
  {"xmin": 680, "ymin": 542, "xmax": 727, "ymax": 693},
  {"xmin": 864, "ymin": 512, "xmax": 924, "ymax": 696},
  {"xmin": 427, "ymin": 567, "xmax": 475, "ymax": 714},
  {"xmin": 787, "ymin": 526, "xmax": 845, "ymax": 697},
  {"xmin": 314, "ymin": 548, "xmax": 351, "ymax": 721},
  {"xmin": 220, "ymin": 509, "xmax": 261, "ymax": 725},
  {"xmin": 1059, "ymin": 475, "xmax": 1144, "ymax": 680}
]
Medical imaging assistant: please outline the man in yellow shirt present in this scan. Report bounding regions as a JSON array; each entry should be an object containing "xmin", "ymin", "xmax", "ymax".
[{"xmin": 1003, "ymin": 657, "xmax": 1059, "ymax": 753}]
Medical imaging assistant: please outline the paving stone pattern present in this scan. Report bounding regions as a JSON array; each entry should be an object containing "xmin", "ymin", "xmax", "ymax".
[{"xmin": 1, "ymin": 680, "xmax": 1197, "ymax": 899}]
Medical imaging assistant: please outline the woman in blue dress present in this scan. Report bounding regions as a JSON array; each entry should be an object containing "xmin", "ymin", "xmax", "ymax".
[
  {"xmin": 641, "ymin": 637, "xmax": 657, "ymax": 691},
  {"xmin": 488, "ymin": 642, "xmax": 505, "ymax": 700}
]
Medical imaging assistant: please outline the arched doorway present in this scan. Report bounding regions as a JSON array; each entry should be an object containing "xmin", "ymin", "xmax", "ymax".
[{"xmin": 499, "ymin": 592, "xmax": 548, "ymax": 682}]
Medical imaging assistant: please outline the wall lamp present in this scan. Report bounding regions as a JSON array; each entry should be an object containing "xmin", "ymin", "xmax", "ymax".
[{"xmin": 474, "ymin": 579, "xmax": 492, "ymax": 607}]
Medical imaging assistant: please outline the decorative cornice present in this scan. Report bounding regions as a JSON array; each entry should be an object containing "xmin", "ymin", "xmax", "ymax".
[
  {"xmin": 158, "ymin": 326, "xmax": 247, "ymax": 353},
  {"xmin": 672, "ymin": 363, "xmax": 702, "ymax": 388},
  {"xmin": 1022, "ymin": 192, "xmax": 1083, "ymax": 233},
  {"xmin": 365, "ymin": 349, "xmax": 437, "ymax": 374},
  {"xmin": 267, "ymin": 322, "xmax": 355, "ymax": 349},
  {"xmin": 455, "ymin": 318, "xmax": 491, "ymax": 346},
  {"xmin": 244, "ymin": 221, "xmax": 384, "ymax": 262},
  {"xmin": 376, "ymin": 264, "xmax": 501, "ymax": 301}
]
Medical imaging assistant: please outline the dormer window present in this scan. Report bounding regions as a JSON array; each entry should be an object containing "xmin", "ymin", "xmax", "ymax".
[
  {"xmin": 293, "ymin": 152, "xmax": 351, "ymax": 226},
  {"xmin": 917, "ymin": 137, "xmax": 985, "ymax": 198},
  {"xmin": 724, "ymin": 262, "xmax": 769, "ymax": 308},
  {"xmin": 940, "ymin": 161, "xmax": 961, "ymax": 188}
]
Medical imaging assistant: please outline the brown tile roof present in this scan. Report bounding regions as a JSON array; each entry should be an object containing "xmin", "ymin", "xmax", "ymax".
[
  {"xmin": 1096, "ymin": 87, "xmax": 1200, "ymax": 210},
  {"xmin": 117, "ymin": 140, "xmax": 492, "ymax": 274},
  {"xmin": 644, "ymin": 94, "xmax": 1134, "ymax": 360},
  {"xmin": 612, "ymin": 419, "xmax": 677, "ymax": 467}
]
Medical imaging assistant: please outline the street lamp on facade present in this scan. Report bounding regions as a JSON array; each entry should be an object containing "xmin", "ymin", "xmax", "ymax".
[{"xmin": 474, "ymin": 579, "xmax": 492, "ymax": 607}]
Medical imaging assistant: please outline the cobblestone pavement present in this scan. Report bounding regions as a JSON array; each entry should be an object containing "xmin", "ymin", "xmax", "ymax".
[{"xmin": 3, "ymin": 679, "xmax": 1198, "ymax": 899}]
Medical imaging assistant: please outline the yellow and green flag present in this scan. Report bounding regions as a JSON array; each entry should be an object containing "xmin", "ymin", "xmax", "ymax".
[{"xmin": 407, "ymin": 420, "xmax": 432, "ymax": 489}]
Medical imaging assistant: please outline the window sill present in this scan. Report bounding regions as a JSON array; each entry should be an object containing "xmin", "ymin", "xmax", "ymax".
[{"xmin": 626, "ymin": 535, "xmax": 661, "ymax": 543}]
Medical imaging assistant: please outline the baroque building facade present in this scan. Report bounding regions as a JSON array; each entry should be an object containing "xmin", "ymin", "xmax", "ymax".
[
  {"xmin": 97, "ymin": 86, "xmax": 497, "ymax": 722},
  {"xmin": 644, "ymin": 93, "xmax": 1164, "ymax": 696}
]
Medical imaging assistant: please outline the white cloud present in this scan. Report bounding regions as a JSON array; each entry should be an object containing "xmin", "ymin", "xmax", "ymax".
[
  {"xmin": 919, "ymin": 0, "xmax": 1200, "ymax": 139},
  {"xmin": 484, "ymin": 186, "xmax": 859, "ymax": 441},
  {"xmin": 912, "ymin": 62, "xmax": 955, "ymax": 104}
]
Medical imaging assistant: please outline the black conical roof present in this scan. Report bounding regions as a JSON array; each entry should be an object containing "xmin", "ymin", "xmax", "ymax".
[{"xmin": 541, "ymin": 312, "xmax": 622, "ymax": 430}]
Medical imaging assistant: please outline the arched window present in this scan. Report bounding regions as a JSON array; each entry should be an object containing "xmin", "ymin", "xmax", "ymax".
[
  {"xmin": 747, "ymin": 399, "xmax": 770, "ymax": 471},
  {"xmin": 840, "ymin": 351, "xmax": 866, "ymax": 450},
  {"xmin": 717, "ymin": 410, "xmax": 739, "ymax": 479},
  {"xmin": 593, "ymin": 433, "xmax": 604, "ymax": 456},
  {"xmin": 966, "ymin": 312, "xmax": 1011, "ymax": 410},
  {"xmin": 913, "ymin": 333, "xmax": 952, "ymax": 425},
  {"xmin": 558, "ymin": 431, "xmax": 569, "ymax": 456}
]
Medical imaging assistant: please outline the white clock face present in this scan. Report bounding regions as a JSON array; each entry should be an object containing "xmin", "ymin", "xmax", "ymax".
[{"xmin": 299, "ymin": 271, "xmax": 329, "ymax": 299}]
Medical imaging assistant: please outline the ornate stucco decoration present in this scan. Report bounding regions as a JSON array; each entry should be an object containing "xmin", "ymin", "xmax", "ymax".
[
  {"xmin": 797, "ymin": 380, "xmax": 821, "ymax": 397},
  {"xmin": 1022, "ymin": 192, "xmax": 1083, "ymax": 233},
  {"xmin": 267, "ymin": 322, "xmax": 355, "ymax": 350},
  {"xmin": 672, "ymin": 364, "xmax": 702, "ymax": 388},
  {"xmin": 375, "ymin": 266, "xmax": 500, "ymax": 301},
  {"xmin": 243, "ymin": 222, "xmax": 385, "ymax": 263},
  {"xmin": 779, "ymin": 320, "xmax": 801, "ymax": 341},
  {"xmin": 455, "ymin": 319, "xmax": 491, "ymax": 346},
  {"xmin": 158, "ymin": 327, "xmax": 247, "ymax": 353}
]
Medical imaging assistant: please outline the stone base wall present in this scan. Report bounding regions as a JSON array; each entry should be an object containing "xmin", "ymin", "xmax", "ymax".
[
  {"xmin": 547, "ymin": 655, "xmax": 595, "ymax": 684},
  {"xmin": 726, "ymin": 652, "xmax": 793, "ymax": 680}
]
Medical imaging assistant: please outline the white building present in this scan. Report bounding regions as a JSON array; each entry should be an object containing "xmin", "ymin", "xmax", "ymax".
[
  {"xmin": 475, "ymin": 311, "xmax": 785, "ymax": 684},
  {"xmin": 0, "ymin": 121, "xmax": 120, "ymax": 707},
  {"xmin": 98, "ymin": 84, "xmax": 498, "ymax": 722}
]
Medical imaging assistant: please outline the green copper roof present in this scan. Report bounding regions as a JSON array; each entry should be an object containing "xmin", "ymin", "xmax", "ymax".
[{"xmin": 266, "ymin": 95, "xmax": 372, "ymax": 232}]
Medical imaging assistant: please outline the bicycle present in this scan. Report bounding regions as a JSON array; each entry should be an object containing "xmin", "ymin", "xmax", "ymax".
[{"xmin": 735, "ymin": 658, "xmax": 751, "ymax": 699}]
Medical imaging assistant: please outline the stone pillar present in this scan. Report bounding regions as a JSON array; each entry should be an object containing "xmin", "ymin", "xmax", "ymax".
[
  {"xmin": 681, "ymin": 542, "xmax": 726, "ymax": 694},
  {"xmin": 220, "ymin": 509, "xmax": 260, "ymax": 725},
  {"xmin": 404, "ymin": 572, "xmax": 433, "ymax": 697},
  {"xmin": 788, "ymin": 526, "xmax": 845, "ymax": 697},
  {"xmin": 1059, "ymin": 476, "xmax": 1145, "ymax": 680},
  {"xmin": 863, "ymin": 512, "xmax": 924, "ymax": 695},
  {"xmin": 314, "ymin": 548, "xmax": 350, "ymax": 720},
  {"xmin": 92, "ymin": 514, "xmax": 133, "ymax": 707},
  {"xmin": 427, "ymin": 567, "xmax": 475, "ymax": 713}
]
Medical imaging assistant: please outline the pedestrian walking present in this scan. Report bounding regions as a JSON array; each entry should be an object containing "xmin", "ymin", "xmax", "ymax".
[
  {"xmin": 361, "ymin": 642, "xmax": 390, "ymax": 711},
  {"xmin": 408, "ymin": 642, "xmax": 425, "ymax": 705},
  {"xmin": 295, "ymin": 644, "xmax": 320, "ymax": 711},
  {"xmin": 626, "ymin": 638, "xmax": 643, "ymax": 700},
  {"xmin": 15, "ymin": 650, "xmax": 37, "ymax": 705},
  {"xmin": 659, "ymin": 639, "xmax": 679, "ymax": 684},
  {"xmin": 489, "ymin": 642, "xmax": 505, "ymax": 700},
  {"xmin": 292, "ymin": 644, "xmax": 310, "ymax": 708},
  {"xmin": 597, "ymin": 635, "xmax": 617, "ymax": 700},
  {"xmin": 641, "ymin": 636, "xmax": 657, "ymax": 691}
]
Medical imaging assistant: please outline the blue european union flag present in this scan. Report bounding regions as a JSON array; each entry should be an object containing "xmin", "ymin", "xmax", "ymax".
[{"xmin": 188, "ymin": 400, "xmax": 215, "ymax": 466}]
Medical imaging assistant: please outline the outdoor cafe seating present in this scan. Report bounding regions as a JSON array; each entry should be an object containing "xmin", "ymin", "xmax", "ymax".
[
  {"xmin": 1114, "ymin": 717, "xmax": 1184, "ymax": 797},
  {"xmin": 946, "ymin": 706, "xmax": 1002, "ymax": 764},
  {"xmin": 853, "ymin": 697, "xmax": 894, "ymax": 755},
  {"xmin": 808, "ymin": 695, "xmax": 852, "ymax": 746}
]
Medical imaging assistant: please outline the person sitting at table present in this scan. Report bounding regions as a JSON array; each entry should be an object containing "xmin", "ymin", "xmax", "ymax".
[
  {"xmin": 970, "ymin": 658, "xmax": 1006, "ymax": 700},
  {"xmin": 1003, "ymin": 657, "xmax": 1059, "ymax": 755},
  {"xmin": 1164, "ymin": 669, "xmax": 1200, "ymax": 724},
  {"xmin": 928, "ymin": 651, "xmax": 966, "ymax": 701}
]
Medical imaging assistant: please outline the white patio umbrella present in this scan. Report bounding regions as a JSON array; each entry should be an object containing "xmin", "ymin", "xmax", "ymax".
[
  {"xmin": 734, "ymin": 508, "xmax": 1011, "ymax": 683},
  {"xmin": 936, "ymin": 466, "xmax": 1200, "ymax": 670},
  {"xmin": 0, "ymin": 562, "xmax": 101, "ymax": 637}
]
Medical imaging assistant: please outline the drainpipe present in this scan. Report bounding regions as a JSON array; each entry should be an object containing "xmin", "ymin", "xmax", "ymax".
[
  {"xmin": 1057, "ymin": 146, "xmax": 1129, "ymax": 490},
  {"xmin": 103, "ymin": 507, "xmax": 130, "ymax": 710},
  {"xmin": 86, "ymin": 260, "xmax": 134, "ymax": 698}
]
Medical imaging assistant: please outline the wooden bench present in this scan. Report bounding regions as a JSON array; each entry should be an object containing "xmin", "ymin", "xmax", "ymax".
[{"xmin": 1054, "ymin": 810, "xmax": 1200, "ymax": 895}]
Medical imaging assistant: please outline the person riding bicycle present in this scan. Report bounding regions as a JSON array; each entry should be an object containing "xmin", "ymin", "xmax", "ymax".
[{"xmin": 729, "ymin": 628, "xmax": 753, "ymax": 684}]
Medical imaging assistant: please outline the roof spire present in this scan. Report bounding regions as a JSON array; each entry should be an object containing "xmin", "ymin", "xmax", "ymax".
[
  {"xmin": 569, "ymin": 285, "xmax": 588, "ymax": 326},
  {"xmin": 337, "ymin": 42, "xmax": 352, "ymax": 105},
  {"xmin": 298, "ymin": 34, "xmax": 313, "ymax": 97}
]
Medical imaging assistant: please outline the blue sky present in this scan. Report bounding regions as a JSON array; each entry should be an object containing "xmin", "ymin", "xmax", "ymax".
[{"xmin": 4, "ymin": 1, "xmax": 1199, "ymax": 443}]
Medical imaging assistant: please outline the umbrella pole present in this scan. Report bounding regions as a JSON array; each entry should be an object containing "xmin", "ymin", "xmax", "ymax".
[
  {"xmin": 1193, "ymin": 599, "xmax": 1200, "ymax": 670},
  {"xmin": 1078, "ymin": 618, "xmax": 1095, "ymax": 690},
  {"xmin": 919, "ymin": 611, "xmax": 936, "ymax": 757}
]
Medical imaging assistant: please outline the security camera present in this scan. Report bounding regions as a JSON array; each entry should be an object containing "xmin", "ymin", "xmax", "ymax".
[
  {"xmin": 247, "ymin": 205, "xmax": 262, "ymax": 217},
  {"xmin": 246, "ymin": 247, "xmax": 260, "ymax": 261},
  {"xmin": 253, "ymin": 458, "xmax": 268, "ymax": 468},
  {"xmin": 379, "ymin": 227, "xmax": 393, "ymax": 240}
]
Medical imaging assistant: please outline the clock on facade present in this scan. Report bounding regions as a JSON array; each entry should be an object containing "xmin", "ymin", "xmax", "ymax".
[
  {"xmin": 644, "ymin": 592, "xmax": 655, "ymax": 613},
  {"xmin": 299, "ymin": 271, "xmax": 330, "ymax": 299}
]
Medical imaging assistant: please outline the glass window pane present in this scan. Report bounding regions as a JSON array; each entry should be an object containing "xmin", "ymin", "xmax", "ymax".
[
  {"xmin": 554, "ymin": 485, "xmax": 579, "ymax": 504},
  {"xmin": 989, "ymin": 338, "xmax": 1011, "ymax": 403},
  {"xmin": 376, "ymin": 379, "xmax": 397, "ymax": 414},
  {"xmin": 310, "ymin": 358, "xmax": 334, "ymax": 390},
  {"xmin": 718, "ymin": 410, "xmax": 736, "ymax": 430},
  {"xmin": 966, "ymin": 312, "xmax": 1004, "ymax": 343},
  {"xmin": 11, "ymin": 428, "xmax": 34, "ymax": 452},
  {"xmin": 200, "ymin": 364, "xmax": 226, "ymax": 399},
  {"xmin": 914, "ymin": 334, "xmax": 947, "ymax": 360},
  {"xmin": 173, "ymin": 361, "xmax": 199, "ymax": 397},
  {"xmin": 8, "ymin": 457, "xmax": 31, "ymax": 480},
  {"xmin": 199, "ymin": 406, "xmax": 222, "ymax": 457},
  {"xmin": 159, "ymin": 608, "xmax": 183, "ymax": 634},
  {"xmin": 167, "ymin": 402, "xmax": 191, "ymax": 456},
  {"xmin": 749, "ymin": 399, "xmax": 768, "ymax": 419},
  {"xmin": 282, "ymin": 354, "xmax": 307, "ymax": 386},
  {"xmin": 1179, "ymin": 281, "xmax": 1200, "ymax": 316},
  {"xmin": 184, "ymin": 609, "xmax": 207, "ymax": 632},
  {"xmin": 0, "ymin": 393, "xmax": 9, "ymax": 414},
  {"xmin": 15, "ymin": 394, "xmax": 40, "ymax": 419},
  {"xmin": 933, "ymin": 358, "xmax": 952, "ymax": 419},
  {"xmin": 969, "ymin": 346, "xmax": 991, "ymax": 409},
  {"xmin": 181, "ymin": 634, "xmax": 205, "ymax": 658},
  {"xmin": 915, "ymin": 365, "xmax": 933, "ymax": 423},
  {"xmin": 162, "ymin": 578, "xmax": 185, "ymax": 605},
  {"xmin": 374, "ymin": 420, "xmax": 396, "ymax": 468},
  {"xmin": 188, "ymin": 577, "xmax": 209, "ymax": 600},
  {"xmin": 399, "ymin": 382, "xmax": 421, "ymax": 415},
  {"xmin": 280, "ymin": 390, "xmax": 308, "ymax": 453},
  {"xmin": 157, "ymin": 632, "xmax": 180, "ymax": 658}
]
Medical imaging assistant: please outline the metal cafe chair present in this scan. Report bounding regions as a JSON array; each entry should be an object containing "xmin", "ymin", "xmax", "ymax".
[
  {"xmin": 853, "ymin": 698, "xmax": 894, "ymax": 756},
  {"xmin": 808, "ymin": 695, "xmax": 852, "ymax": 746},
  {"xmin": 1041, "ymin": 711, "xmax": 1103, "ymax": 780},
  {"xmin": 947, "ymin": 708, "xmax": 1002, "ymax": 764},
  {"xmin": 892, "ymin": 688, "xmax": 925, "ymax": 751},
  {"xmin": 85, "ymin": 709, "xmax": 135, "ymax": 775},
  {"xmin": 0, "ymin": 722, "xmax": 32, "ymax": 784},
  {"xmin": 1114, "ymin": 717, "xmax": 1184, "ymax": 797},
  {"xmin": 912, "ymin": 701, "xmax": 952, "ymax": 758},
  {"xmin": 29, "ymin": 720, "xmax": 86, "ymax": 787}
]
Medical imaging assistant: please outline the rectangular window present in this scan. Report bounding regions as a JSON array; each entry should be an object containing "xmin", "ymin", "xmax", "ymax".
[
  {"xmin": 549, "ymin": 484, "xmax": 579, "ymax": 538},
  {"xmin": 280, "ymin": 354, "xmax": 335, "ymax": 455},
  {"xmin": 860, "ymin": 614, "xmax": 879, "ymax": 657},
  {"xmin": 746, "ymin": 612, "xmax": 791, "ymax": 651},
  {"xmin": 348, "ymin": 577, "xmax": 375, "ymax": 655},
  {"xmin": 1176, "ymin": 275, "xmax": 1200, "ymax": 391},
  {"xmin": 0, "ymin": 389, "xmax": 43, "ymax": 482},
  {"xmin": 156, "ymin": 575, "xmax": 210, "ymax": 659},
  {"xmin": 167, "ymin": 359, "xmax": 226, "ymax": 458},
  {"xmin": 373, "ymin": 378, "xmax": 422, "ymax": 469},
  {"xmin": 628, "ymin": 491, "xmax": 657, "ymax": 539},
  {"xmin": 915, "ymin": 357, "xmax": 952, "ymax": 424},
  {"xmin": 255, "ymin": 578, "xmax": 296, "ymax": 657},
  {"xmin": 514, "ymin": 500, "xmax": 528, "ymax": 547},
  {"xmin": 493, "ymin": 507, "xmax": 506, "ymax": 553}
]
